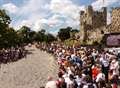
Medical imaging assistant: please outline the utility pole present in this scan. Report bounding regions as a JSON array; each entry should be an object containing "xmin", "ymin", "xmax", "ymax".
[{"xmin": 102, "ymin": 0, "xmax": 105, "ymax": 7}]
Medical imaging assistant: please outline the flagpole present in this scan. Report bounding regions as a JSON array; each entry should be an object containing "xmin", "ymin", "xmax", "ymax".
[{"xmin": 103, "ymin": 0, "xmax": 105, "ymax": 7}]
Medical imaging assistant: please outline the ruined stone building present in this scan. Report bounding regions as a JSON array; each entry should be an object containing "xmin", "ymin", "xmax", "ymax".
[
  {"xmin": 79, "ymin": 5, "xmax": 107, "ymax": 43},
  {"xmin": 78, "ymin": 5, "xmax": 120, "ymax": 44},
  {"xmin": 107, "ymin": 7, "xmax": 120, "ymax": 32}
]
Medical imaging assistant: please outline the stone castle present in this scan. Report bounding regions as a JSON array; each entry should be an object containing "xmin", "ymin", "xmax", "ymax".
[
  {"xmin": 78, "ymin": 5, "xmax": 120, "ymax": 44},
  {"xmin": 108, "ymin": 7, "xmax": 120, "ymax": 32}
]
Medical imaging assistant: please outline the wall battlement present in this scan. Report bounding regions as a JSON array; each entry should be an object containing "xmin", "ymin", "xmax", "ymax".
[
  {"xmin": 79, "ymin": 5, "xmax": 107, "ymax": 42},
  {"xmin": 78, "ymin": 6, "xmax": 120, "ymax": 44},
  {"xmin": 80, "ymin": 5, "xmax": 107, "ymax": 30}
]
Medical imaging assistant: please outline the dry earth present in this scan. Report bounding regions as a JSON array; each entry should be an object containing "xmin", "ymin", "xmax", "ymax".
[{"xmin": 0, "ymin": 46, "xmax": 58, "ymax": 88}]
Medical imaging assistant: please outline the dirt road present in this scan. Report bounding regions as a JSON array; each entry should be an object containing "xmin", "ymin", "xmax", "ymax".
[{"xmin": 0, "ymin": 46, "xmax": 58, "ymax": 88}]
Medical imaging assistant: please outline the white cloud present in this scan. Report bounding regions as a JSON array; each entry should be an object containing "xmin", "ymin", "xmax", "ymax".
[
  {"xmin": 32, "ymin": 20, "xmax": 47, "ymax": 31},
  {"xmin": 66, "ymin": 18, "xmax": 80, "ymax": 29},
  {"xmin": 12, "ymin": 0, "xmax": 84, "ymax": 32},
  {"xmin": 10, "ymin": 0, "xmax": 49, "ymax": 31},
  {"xmin": 50, "ymin": 0, "xmax": 84, "ymax": 20},
  {"xmin": 91, "ymin": 0, "xmax": 119, "ymax": 24},
  {"xmin": 18, "ymin": 0, "xmax": 47, "ymax": 16},
  {"xmin": 47, "ymin": 14, "xmax": 64, "ymax": 27},
  {"xmin": 19, "ymin": 20, "xmax": 32, "ymax": 28},
  {"xmin": 32, "ymin": 15, "xmax": 64, "ymax": 31},
  {"xmin": 2, "ymin": 0, "xmax": 119, "ymax": 34},
  {"xmin": 16, "ymin": 18, "xmax": 49, "ymax": 31},
  {"xmin": 1, "ymin": 0, "xmax": 84, "ymax": 32},
  {"xmin": 49, "ymin": 0, "xmax": 85, "ymax": 30},
  {"xmin": 92, "ymin": 0, "xmax": 120, "ymax": 10},
  {"xmin": 2, "ymin": 3, "xmax": 18, "ymax": 14}
]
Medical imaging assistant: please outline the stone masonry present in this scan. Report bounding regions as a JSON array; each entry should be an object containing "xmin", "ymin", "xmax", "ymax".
[
  {"xmin": 108, "ymin": 7, "xmax": 120, "ymax": 32},
  {"xmin": 79, "ymin": 5, "xmax": 107, "ymax": 43},
  {"xmin": 78, "ymin": 5, "xmax": 120, "ymax": 44}
]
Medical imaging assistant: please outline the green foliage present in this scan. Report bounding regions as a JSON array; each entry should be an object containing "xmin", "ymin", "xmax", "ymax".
[
  {"xmin": 0, "ymin": 9, "xmax": 11, "ymax": 26},
  {"xmin": 34, "ymin": 30, "xmax": 46, "ymax": 42},
  {"xmin": 0, "ymin": 9, "xmax": 15, "ymax": 48},
  {"xmin": 70, "ymin": 29, "xmax": 79, "ymax": 39},
  {"xmin": 4, "ymin": 28, "xmax": 18, "ymax": 47},
  {"xmin": 64, "ymin": 39, "xmax": 80, "ymax": 46},
  {"xmin": 33, "ymin": 30, "xmax": 56, "ymax": 43},
  {"xmin": 0, "ymin": 9, "xmax": 57, "ymax": 48},
  {"xmin": 92, "ymin": 41, "xmax": 99, "ymax": 45},
  {"xmin": 45, "ymin": 33, "xmax": 57, "ymax": 43},
  {"xmin": 17, "ymin": 26, "xmax": 31, "ymax": 43},
  {"xmin": 71, "ymin": 29, "xmax": 79, "ymax": 33},
  {"xmin": 58, "ymin": 27, "xmax": 72, "ymax": 41}
]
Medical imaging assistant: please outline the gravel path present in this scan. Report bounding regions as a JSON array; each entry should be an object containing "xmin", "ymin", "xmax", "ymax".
[{"xmin": 0, "ymin": 46, "xmax": 58, "ymax": 88}]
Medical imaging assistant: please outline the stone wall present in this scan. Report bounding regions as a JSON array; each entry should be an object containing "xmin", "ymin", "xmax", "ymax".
[
  {"xmin": 78, "ymin": 6, "xmax": 120, "ymax": 45},
  {"xmin": 79, "ymin": 5, "xmax": 107, "ymax": 43},
  {"xmin": 108, "ymin": 8, "xmax": 120, "ymax": 32}
]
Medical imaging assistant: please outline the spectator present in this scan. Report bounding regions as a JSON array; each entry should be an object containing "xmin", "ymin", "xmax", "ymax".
[
  {"xmin": 45, "ymin": 76, "xmax": 57, "ymax": 88},
  {"xmin": 41, "ymin": 42, "xmax": 120, "ymax": 88}
]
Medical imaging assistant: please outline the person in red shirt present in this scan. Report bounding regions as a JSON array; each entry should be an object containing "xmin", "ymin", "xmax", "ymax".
[{"xmin": 92, "ymin": 64, "xmax": 101, "ymax": 81}]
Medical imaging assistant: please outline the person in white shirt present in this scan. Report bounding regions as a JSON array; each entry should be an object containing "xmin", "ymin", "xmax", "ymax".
[
  {"xmin": 66, "ymin": 74, "xmax": 77, "ymax": 88},
  {"xmin": 109, "ymin": 58, "xmax": 119, "ymax": 88},
  {"xmin": 75, "ymin": 71, "xmax": 83, "ymax": 88},
  {"xmin": 100, "ymin": 53, "xmax": 109, "ymax": 82},
  {"xmin": 110, "ymin": 59, "xmax": 119, "ymax": 76},
  {"xmin": 96, "ymin": 68, "xmax": 106, "ymax": 88},
  {"xmin": 92, "ymin": 49, "xmax": 98, "ymax": 60},
  {"xmin": 100, "ymin": 54, "xmax": 109, "ymax": 68},
  {"xmin": 45, "ymin": 76, "xmax": 57, "ymax": 88},
  {"xmin": 82, "ymin": 75, "xmax": 97, "ymax": 88},
  {"xmin": 96, "ymin": 72, "xmax": 105, "ymax": 83}
]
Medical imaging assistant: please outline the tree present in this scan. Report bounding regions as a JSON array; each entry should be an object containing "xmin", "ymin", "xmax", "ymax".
[
  {"xmin": 4, "ymin": 28, "xmax": 19, "ymax": 47},
  {"xmin": 29, "ymin": 31, "xmax": 36, "ymax": 42},
  {"xmin": 17, "ymin": 26, "xmax": 31, "ymax": 43},
  {"xmin": 70, "ymin": 29, "xmax": 79, "ymax": 39},
  {"xmin": 33, "ymin": 29, "xmax": 46, "ymax": 42},
  {"xmin": 0, "ymin": 10, "xmax": 11, "ymax": 26},
  {"xmin": 58, "ymin": 27, "xmax": 72, "ymax": 41},
  {"xmin": 40, "ymin": 29, "xmax": 46, "ymax": 34},
  {"xmin": 0, "ymin": 9, "xmax": 58, "ymax": 48},
  {"xmin": 34, "ymin": 31, "xmax": 43, "ymax": 42},
  {"xmin": 0, "ymin": 9, "xmax": 12, "ymax": 48},
  {"xmin": 45, "ymin": 33, "xmax": 56, "ymax": 43}
]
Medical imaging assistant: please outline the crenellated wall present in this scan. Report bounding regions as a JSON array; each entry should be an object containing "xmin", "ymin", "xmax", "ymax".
[
  {"xmin": 78, "ymin": 6, "xmax": 120, "ymax": 44},
  {"xmin": 79, "ymin": 5, "xmax": 107, "ymax": 43}
]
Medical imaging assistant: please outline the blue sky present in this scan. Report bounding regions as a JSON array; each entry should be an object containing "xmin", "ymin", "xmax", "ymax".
[{"xmin": 0, "ymin": 0, "xmax": 120, "ymax": 34}]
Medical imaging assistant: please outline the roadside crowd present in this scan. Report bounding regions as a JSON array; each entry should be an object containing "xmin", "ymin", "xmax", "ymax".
[
  {"xmin": 0, "ymin": 47, "xmax": 27, "ymax": 64},
  {"xmin": 38, "ymin": 43, "xmax": 120, "ymax": 88}
]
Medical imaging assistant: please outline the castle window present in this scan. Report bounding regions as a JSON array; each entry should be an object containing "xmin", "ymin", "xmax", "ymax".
[{"xmin": 101, "ymin": 30, "xmax": 104, "ymax": 34}]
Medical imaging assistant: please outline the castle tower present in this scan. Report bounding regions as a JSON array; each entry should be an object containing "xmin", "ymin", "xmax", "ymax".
[
  {"xmin": 102, "ymin": 7, "xmax": 107, "ymax": 25},
  {"xmin": 86, "ymin": 5, "xmax": 93, "ymax": 25},
  {"xmin": 86, "ymin": 5, "xmax": 93, "ymax": 16},
  {"xmin": 79, "ymin": 5, "xmax": 107, "ymax": 43}
]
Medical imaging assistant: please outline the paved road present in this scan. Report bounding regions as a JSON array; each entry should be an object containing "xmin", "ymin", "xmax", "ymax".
[{"xmin": 0, "ymin": 46, "xmax": 58, "ymax": 88}]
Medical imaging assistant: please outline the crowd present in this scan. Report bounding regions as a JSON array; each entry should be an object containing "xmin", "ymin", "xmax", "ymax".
[
  {"xmin": 38, "ymin": 43, "xmax": 120, "ymax": 88},
  {"xmin": 0, "ymin": 46, "xmax": 27, "ymax": 64}
]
